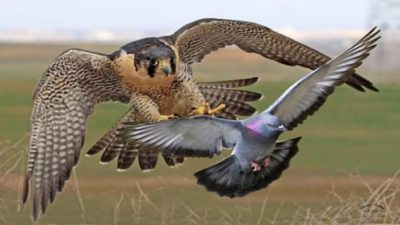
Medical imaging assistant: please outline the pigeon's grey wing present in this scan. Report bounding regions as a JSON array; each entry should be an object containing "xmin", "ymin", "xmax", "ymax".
[
  {"xmin": 265, "ymin": 27, "xmax": 380, "ymax": 130},
  {"xmin": 119, "ymin": 116, "xmax": 242, "ymax": 158},
  {"xmin": 24, "ymin": 49, "xmax": 128, "ymax": 220},
  {"xmin": 165, "ymin": 18, "xmax": 377, "ymax": 92}
]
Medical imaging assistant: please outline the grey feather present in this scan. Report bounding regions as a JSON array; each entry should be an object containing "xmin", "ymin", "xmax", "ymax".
[
  {"xmin": 265, "ymin": 27, "xmax": 380, "ymax": 130},
  {"xmin": 120, "ymin": 116, "xmax": 242, "ymax": 158}
]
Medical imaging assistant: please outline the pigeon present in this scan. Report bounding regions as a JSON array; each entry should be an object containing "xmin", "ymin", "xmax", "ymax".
[{"xmin": 118, "ymin": 27, "xmax": 380, "ymax": 197}]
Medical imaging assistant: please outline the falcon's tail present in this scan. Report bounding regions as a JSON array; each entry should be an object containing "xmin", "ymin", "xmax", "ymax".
[
  {"xmin": 194, "ymin": 137, "xmax": 301, "ymax": 198},
  {"xmin": 198, "ymin": 77, "xmax": 263, "ymax": 119}
]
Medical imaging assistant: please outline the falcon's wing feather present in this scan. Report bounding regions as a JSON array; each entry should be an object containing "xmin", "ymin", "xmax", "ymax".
[
  {"xmin": 119, "ymin": 116, "xmax": 242, "ymax": 158},
  {"xmin": 197, "ymin": 77, "xmax": 259, "ymax": 89},
  {"xmin": 24, "ymin": 49, "xmax": 128, "ymax": 220},
  {"xmin": 266, "ymin": 27, "xmax": 380, "ymax": 130},
  {"xmin": 168, "ymin": 18, "xmax": 378, "ymax": 91},
  {"xmin": 86, "ymin": 108, "xmax": 137, "ymax": 158},
  {"xmin": 198, "ymin": 77, "xmax": 263, "ymax": 118}
]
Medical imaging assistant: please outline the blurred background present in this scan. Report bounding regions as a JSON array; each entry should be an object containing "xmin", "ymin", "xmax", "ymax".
[{"xmin": 0, "ymin": 0, "xmax": 399, "ymax": 224}]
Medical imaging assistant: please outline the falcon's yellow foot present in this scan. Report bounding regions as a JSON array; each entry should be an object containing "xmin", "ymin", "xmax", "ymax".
[
  {"xmin": 191, "ymin": 103, "xmax": 226, "ymax": 116},
  {"xmin": 208, "ymin": 103, "xmax": 226, "ymax": 114},
  {"xmin": 158, "ymin": 114, "xmax": 176, "ymax": 121},
  {"xmin": 191, "ymin": 103, "xmax": 209, "ymax": 115}
]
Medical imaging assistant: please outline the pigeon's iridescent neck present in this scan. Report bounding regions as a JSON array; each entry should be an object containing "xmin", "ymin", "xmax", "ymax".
[
  {"xmin": 245, "ymin": 118, "xmax": 265, "ymax": 134},
  {"xmin": 243, "ymin": 113, "xmax": 283, "ymax": 136}
]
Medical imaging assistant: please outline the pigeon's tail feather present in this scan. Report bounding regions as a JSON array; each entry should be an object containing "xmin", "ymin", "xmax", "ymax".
[
  {"xmin": 195, "ymin": 137, "xmax": 301, "ymax": 198},
  {"xmin": 195, "ymin": 155, "xmax": 241, "ymax": 198}
]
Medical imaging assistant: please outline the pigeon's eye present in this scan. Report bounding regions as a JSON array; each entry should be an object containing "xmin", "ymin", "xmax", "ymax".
[{"xmin": 150, "ymin": 59, "xmax": 159, "ymax": 66}]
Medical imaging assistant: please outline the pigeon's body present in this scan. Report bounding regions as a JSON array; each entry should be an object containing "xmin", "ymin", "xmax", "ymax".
[
  {"xmin": 233, "ymin": 114, "xmax": 282, "ymax": 169},
  {"xmin": 120, "ymin": 27, "xmax": 381, "ymax": 198}
]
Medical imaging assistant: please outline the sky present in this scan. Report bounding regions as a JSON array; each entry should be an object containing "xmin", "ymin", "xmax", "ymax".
[{"xmin": 1, "ymin": 0, "xmax": 373, "ymax": 31}]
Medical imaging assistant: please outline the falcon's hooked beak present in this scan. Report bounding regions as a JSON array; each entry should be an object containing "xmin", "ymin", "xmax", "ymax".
[{"xmin": 159, "ymin": 60, "xmax": 171, "ymax": 76}]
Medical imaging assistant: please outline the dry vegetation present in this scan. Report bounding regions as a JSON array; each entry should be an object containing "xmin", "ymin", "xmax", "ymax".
[
  {"xmin": 106, "ymin": 173, "xmax": 400, "ymax": 225},
  {"xmin": 296, "ymin": 172, "xmax": 400, "ymax": 225},
  {"xmin": 0, "ymin": 136, "xmax": 28, "ymax": 225},
  {"xmin": 1, "ymin": 136, "xmax": 399, "ymax": 224}
]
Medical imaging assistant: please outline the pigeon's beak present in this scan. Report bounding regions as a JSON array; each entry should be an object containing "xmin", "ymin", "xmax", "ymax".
[
  {"xmin": 159, "ymin": 60, "xmax": 171, "ymax": 76},
  {"xmin": 278, "ymin": 124, "xmax": 287, "ymax": 132}
]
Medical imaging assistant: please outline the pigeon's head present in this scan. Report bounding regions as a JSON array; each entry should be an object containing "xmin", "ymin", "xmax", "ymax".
[
  {"xmin": 245, "ymin": 114, "xmax": 286, "ymax": 137},
  {"xmin": 264, "ymin": 114, "xmax": 286, "ymax": 132}
]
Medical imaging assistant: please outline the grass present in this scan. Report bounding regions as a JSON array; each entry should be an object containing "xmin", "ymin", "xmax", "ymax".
[
  {"xmin": 0, "ymin": 43, "xmax": 399, "ymax": 224},
  {"xmin": 298, "ymin": 171, "xmax": 400, "ymax": 225}
]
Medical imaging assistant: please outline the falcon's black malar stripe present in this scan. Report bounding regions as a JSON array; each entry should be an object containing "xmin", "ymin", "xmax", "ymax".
[{"xmin": 147, "ymin": 63, "xmax": 157, "ymax": 77}]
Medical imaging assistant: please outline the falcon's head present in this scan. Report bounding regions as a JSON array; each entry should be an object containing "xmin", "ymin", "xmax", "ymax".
[
  {"xmin": 110, "ymin": 38, "xmax": 177, "ymax": 79},
  {"xmin": 133, "ymin": 45, "xmax": 176, "ymax": 77}
]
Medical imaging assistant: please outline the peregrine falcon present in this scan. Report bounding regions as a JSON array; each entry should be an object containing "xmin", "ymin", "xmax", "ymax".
[
  {"xmin": 23, "ymin": 18, "xmax": 378, "ymax": 220},
  {"xmin": 22, "ymin": 48, "xmax": 261, "ymax": 220}
]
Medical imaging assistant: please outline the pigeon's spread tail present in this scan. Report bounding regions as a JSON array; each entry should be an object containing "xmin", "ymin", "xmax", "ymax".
[{"xmin": 195, "ymin": 137, "xmax": 301, "ymax": 198}]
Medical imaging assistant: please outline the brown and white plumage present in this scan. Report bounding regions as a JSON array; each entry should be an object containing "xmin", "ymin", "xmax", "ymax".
[
  {"xmin": 162, "ymin": 18, "xmax": 378, "ymax": 91},
  {"xmin": 23, "ymin": 49, "xmax": 129, "ymax": 219},
  {"xmin": 23, "ymin": 48, "xmax": 261, "ymax": 219}
]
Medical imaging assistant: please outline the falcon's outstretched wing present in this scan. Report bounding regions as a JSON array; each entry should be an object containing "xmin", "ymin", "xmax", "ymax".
[
  {"xmin": 166, "ymin": 18, "xmax": 378, "ymax": 92},
  {"xmin": 23, "ymin": 49, "xmax": 128, "ymax": 220},
  {"xmin": 266, "ymin": 27, "xmax": 380, "ymax": 130}
]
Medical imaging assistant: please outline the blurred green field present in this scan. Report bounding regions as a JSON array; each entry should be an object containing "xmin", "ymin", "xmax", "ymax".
[{"xmin": 0, "ymin": 44, "xmax": 399, "ymax": 225}]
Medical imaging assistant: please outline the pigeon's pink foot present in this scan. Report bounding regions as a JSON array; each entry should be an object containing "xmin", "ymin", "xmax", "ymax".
[
  {"xmin": 250, "ymin": 161, "xmax": 261, "ymax": 171},
  {"xmin": 262, "ymin": 157, "xmax": 271, "ymax": 167}
]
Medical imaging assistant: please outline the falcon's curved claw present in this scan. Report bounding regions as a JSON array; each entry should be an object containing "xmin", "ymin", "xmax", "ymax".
[
  {"xmin": 191, "ymin": 103, "xmax": 226, "ymax": 116},
  {"xmin": 208, "ymin": 103, "xmax": 226, "ymax": 114},
  {"xmin": 158, "ymin": 114, "xmax": 176, "ymax": 121}
]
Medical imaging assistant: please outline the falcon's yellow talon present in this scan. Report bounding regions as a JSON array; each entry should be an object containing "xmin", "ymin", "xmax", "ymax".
[
  {"xmin": 191, "ymin": 103, "xmax": 225, "ymax": 116},
  {"xmin": 208, "ymin": 103, "xmax": 226, "ymax": 114},
  {"xmin": 158, "ymin": 114, "xmax": 175, "ymax": 121},
  {"xmin": 192, "ymin": 103, "xmax": 208, "ymax": 115}
]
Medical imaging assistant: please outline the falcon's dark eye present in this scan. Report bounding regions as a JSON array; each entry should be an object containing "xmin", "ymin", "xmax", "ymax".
[{"xmin": 150, "ymin": 59, "xmax": 159, "ymax": 66}]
